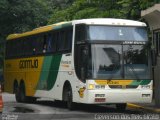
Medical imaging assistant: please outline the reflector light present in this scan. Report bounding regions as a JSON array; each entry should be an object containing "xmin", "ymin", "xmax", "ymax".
[{"xmin": 95, "ymin": 98, "xmax": 106, "ymax": 102}]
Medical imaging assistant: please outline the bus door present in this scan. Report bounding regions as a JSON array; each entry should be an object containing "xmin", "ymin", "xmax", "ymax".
[{"xmin": 74, "ymin": 44, "xmax": 88, "ymax": 100}]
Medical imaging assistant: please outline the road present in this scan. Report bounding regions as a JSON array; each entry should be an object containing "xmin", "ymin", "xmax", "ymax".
[{"xmin": 0, "ymin": 93, "xmax": 160, "ymax": 120}]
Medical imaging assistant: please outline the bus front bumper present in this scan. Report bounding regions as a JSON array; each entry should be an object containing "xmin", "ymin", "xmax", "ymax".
[{"xmin": 84, "ymin": 89, "xmax": 152, "ymax": 104}]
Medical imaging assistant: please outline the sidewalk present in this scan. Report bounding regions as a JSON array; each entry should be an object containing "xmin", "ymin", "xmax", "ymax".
[{"xmin": 127, "ymin": 101, "xmax": 160, "ymax": 113}]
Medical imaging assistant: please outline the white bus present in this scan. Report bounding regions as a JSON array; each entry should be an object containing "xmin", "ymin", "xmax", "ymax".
[{"xmin": 4, "ymin": 18, "xmax": 152, "ymax": 110}]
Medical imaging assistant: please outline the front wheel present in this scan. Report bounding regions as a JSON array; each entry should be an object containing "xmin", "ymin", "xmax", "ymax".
[
  {"xmin": 116, "ymin": 103, "xmax": 127, "ymax": 111},
  {"xmin": 67, "ymin": 86, "xmax": 75, "ymax": 110}
]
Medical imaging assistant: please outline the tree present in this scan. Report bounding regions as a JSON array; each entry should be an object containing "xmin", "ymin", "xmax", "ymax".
[
  {"xmin": 117, "ymin": 0, "xmax": 157, "ymax": 20},
  {"xmin": 0, "ymin": 0, "xmax": 54, "ymax": 38},
  {"xmin": 48, "ymin": 0, "xmax": 120, "ymax": 24},
  {"xmin": 0, "ymin": 0, "xmax": 52, "ymax": 68},
  {"xmin": 48, "ymin": 0, "xmax": 160, "ymax": 24}
]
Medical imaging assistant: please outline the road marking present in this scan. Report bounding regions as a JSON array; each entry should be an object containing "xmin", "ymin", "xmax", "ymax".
[{"xmin": 127, "ymin": 103, "xmax": 160, "ymax": 113}]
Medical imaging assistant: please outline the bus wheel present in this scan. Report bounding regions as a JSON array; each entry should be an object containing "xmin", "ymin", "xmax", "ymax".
[
  {"xmin": 67, "ymin": 86, "xmax": 75, "ymax": 110},
  {"xmin": 116, "ymin": 103, "xmax": 127, "ymax": 111},
  {"xmin": 19, "ymin": 83, "xmax": 27, "ymax": 103},
  {"xmin": 27, "ymin": 97, "xmax": 37, "ymax": 103},
  {"xmin": 14, "ymin": 82, "xmax": 21, "ymax": 102}
]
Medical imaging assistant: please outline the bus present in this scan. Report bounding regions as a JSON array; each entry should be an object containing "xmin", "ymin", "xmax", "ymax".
[{"xmin": 4, "ymin": 18, "xmax": 152, "ymax": 110}]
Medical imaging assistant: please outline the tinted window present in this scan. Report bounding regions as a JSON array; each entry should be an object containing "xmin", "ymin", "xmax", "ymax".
[
  {"xmin": 87, "ymin": 26, "xmax": 148, "ymax": 41},
  {"xmin": 75, "ymin": 24, "xmax": 86, "ymax": 43},
  {"xmin": 57, "ymin": 28, "xmax": 73, "ymax": 52},
  {"xmin": 5, "ymin": 26, "xmax": 73, "ymax": 59}
]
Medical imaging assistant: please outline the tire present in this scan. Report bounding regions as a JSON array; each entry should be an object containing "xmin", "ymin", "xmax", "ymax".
[
  {"xmin": 19, "ymin": 83, "xmax": 27, "ymax": 103},
  {"xmin": 27, "ymin": 97, "xmax": 37, "ymax": 103},
  {"xmin": 14, "ymin": 83, "xmax": 21, "ymax": 102},
  {"xmin": 116, "ymin": 103, "xmax": 127, "ymax": 111},
  {"xmin": 54, "ymin": 100, "xmax": 61, "ymax": 104},
  {"xmin": 66, "ymin": 86, "xmax": 75, "ymax": 110}
]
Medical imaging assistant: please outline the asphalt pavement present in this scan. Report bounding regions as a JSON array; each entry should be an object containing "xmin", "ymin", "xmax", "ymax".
[{"xmin": 1, "ymin": 93, "xmax": 160, "ymax": 120}]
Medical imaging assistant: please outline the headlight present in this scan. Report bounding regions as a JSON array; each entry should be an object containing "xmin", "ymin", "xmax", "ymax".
[{"xmin": 88, "ymin": 84, "xmax": 94, "ymax": 90}]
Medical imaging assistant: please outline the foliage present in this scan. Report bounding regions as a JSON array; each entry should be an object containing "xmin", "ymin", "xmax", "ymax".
[
  {"xmin": 0, "ymin": 0, "xmax": 160, "ymax": 68},
  {"xmin": 48, "ymin": 0, "xmax": 120, "ymax": 24},
  {"xmin": 49, "ymin": 0, "xmax": 160, "ymax": 24},
  {"xmin": 0, "ymin": 0, "xmax": 50, "ymax": 35},
  {"xmin": 0, "ymin": 0, "xmax": 52, "ymax": 68}
]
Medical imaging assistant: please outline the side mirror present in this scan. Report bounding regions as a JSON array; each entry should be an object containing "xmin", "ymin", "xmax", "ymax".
[{"xmin": 151, "ymin": 49, "xmax": 156, "ymax": 66}]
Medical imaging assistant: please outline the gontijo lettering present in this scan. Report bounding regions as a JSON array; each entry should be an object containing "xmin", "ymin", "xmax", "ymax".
[{"xmin": 19, "ymin": 59, "xmax": 38, "ymax": 69}]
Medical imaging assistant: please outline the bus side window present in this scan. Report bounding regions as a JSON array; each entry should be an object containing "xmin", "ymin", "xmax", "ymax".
[
  {"xmin": 75, "ymin": 24, "xmax": 86, "ymax": 42},
  {"xmin": 43, "ymin": 33, "xmax": 53, "ymax": 53},
  {"xmin": 12, "ymin": 40, "xmax": 18, "ymax": 57},
  {"xmin": 58, "ymin": 30, "xmax": 65, "ymax": 51},
  {"xmin": 66, "ymin": 29, "xmax": 73, "ymax": 51},
  {"xmin": 35, "ymin": 35, "xmax": 43, "ymax": 54},
  {"xmin": 29, "ymin": 38, "xmax": 34, "ymax": 55},
  {"xmin": 23, "ymin": 39, "xmax": 27, "ymax": 56},
  {"xmin": 43, "ymin": 35, "xmax": 47, "ymax": 53},
  {"xmin": 51, "ymin": 32, "xmax": 57, "ymax": 53},
  {"xmin": 6, "ymin": 41, "xmax": 11, "ymax": 58},
  {"xmin": 46, "ymin": 34, "xmax": 52, "ymax": 52},
  {"xmin": 16, "ymin": 39, "xmax": 23, "ymax": 57},
  {"xmin": 24, "ymin": 38, "xmax": 31, "ymax": 56},
  {"xmin": 57, "ymin": 28, "xmax": 73, "ymax": 53},
  {"xmin": 31, "ymin": 36, "xmax": 37, "ymax": 55}
]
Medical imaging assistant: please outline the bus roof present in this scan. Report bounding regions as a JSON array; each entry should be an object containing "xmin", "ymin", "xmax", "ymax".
[
  {"xmin": 7, "ymin": 21, "xmax": 71, "ymax": 40},
  {"xmin": 7, "ymin": 18, "xmax": 146, "ymax": 40},
  {"xmin": 72, "ymin": 18, "xmax": 146, "ymax": 27}
]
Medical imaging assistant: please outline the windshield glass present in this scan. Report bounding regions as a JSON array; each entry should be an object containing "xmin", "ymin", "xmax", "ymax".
[
  {"xmin": 123, "ymin": 45, "xmax": 150, "ymax": 79},
  {"xmin": 91, "ymin": 44, "xmax": 123, "ymax": 79},
  {"xmin": 87, "ymin": 26, "xmax": 147, "ymax": 41},
  {"xmin": 90, "ymin": 44, "xmax": 150, "ymax": 79}
]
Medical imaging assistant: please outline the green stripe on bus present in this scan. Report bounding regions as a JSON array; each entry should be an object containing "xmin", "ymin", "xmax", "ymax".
[
  {"xmin": 130, "ymin": 80, "xmax": 142, "ymax": 85},
  {"xmin": 37, "ymin": 56, "xmax": 53, "ymax": 90},
  {"xmin": 130, "ymin": 80, "xmax": 151, "ymax": 85},
  {"xmin": 61, "ymin": 22, "xmax": 72, "ymax": 28},
  {"xmin": 47, "ymin": 54, "xmax": 62, "ymax": 90},
  {"xmin": 53, "ymin": 22, "xmax": 72, "ymax": 30},
  {"xmin": 37, "ymin": 55, "xmax": 62, "ymax": 90},
  {"xmin": 140, "ymin": 80, "xmax": 151, "ymax": 85}
]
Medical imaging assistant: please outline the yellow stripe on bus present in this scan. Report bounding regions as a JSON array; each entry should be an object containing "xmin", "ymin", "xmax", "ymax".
[
  {"xmin": 7, "ymin": 22, "xmax": 69, "ymax": 40},
  {"xmin": 95, "ymin": 80, "xmax": 133, "ymax": 85}
]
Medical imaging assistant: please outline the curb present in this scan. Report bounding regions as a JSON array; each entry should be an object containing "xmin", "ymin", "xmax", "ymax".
[{"xmin": 127, "ymin": 103, "xmax": 160, "ymax": 113}]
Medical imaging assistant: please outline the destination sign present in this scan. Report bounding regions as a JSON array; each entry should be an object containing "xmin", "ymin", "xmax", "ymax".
[{"xmin": 123, "ymin": 41, "xmax": 146, "ymax": 44}]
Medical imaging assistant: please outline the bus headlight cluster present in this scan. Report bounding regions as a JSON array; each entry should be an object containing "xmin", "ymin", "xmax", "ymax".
[
  {"xmin": 95, "ymin": 85, "xmax": 105, "ymax": 89},
  {"xmin": 88, "ymin": 84, "xmax": 105, "ymax": 90},
  {"xmin": 141, "ymin": 85, "xmax": 151, "ymax": 89}
]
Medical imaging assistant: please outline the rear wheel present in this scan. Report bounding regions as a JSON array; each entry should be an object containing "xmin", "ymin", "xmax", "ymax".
[
  {"xmin": 14, "ymin": 83, "xmax": 21, "ymax": 102},
  {"xmin": 19, "ymin": 83, "xmax": 37, "ymax": 103},
  {"xmin": 27, "ymin": 97, "xmax": 37, "ymax": 103},
  {"xmin": 116, "ymin": 103, "xmax": 127, "ymax": 111},
  {"xmin": 19, "ymin": 83, "xmax": 27, "ymax": 103}
]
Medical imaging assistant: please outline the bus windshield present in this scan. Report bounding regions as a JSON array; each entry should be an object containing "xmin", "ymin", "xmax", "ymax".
[
  {"xmin": 87, "ymin": 26, "xmax": 147, "ymax": 41},
  {"xmin": 89, "ymin": 44, "xmax": 150, "ymax": 79}
]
